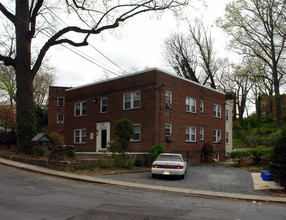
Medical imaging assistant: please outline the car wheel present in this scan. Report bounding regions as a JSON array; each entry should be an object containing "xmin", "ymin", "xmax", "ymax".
[
  {"xmin": 181, "ymin": 174, "xmax": 185, "ymax": 180},
  {"xmin": 152, "ymin": 174, "xmax": 157, "ymax": 178}
]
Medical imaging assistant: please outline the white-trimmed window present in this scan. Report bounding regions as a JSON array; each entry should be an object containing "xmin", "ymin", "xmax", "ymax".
[
  {"xmin": 123, "ymin": 91, "xmax": 141, "ymax": 110},
  {"xmin": 226, "ymin": 131, "xmax": 229, "ymax": 144},
  {"xmin": 132, "ymin": 124, "xmax": 141, "ymax": 141},
  {"xmin": 165, "ymin": 124, "xmax": 172, "ymax": 136},
  {"xmin": 74, "ymin": 101, "xmax": 87, "ymax": 116},
  {"xmin": 200, "ymin": 100, "xmax": 204, "ymax": 113},
  {"xmin": 186, "ymin": 97, "xmax": 196, "ymax": 113},
  {"xmin": 57, "ymin": 114, "xmax": 64, "ymax": 124},
  {"xmin": 261, "ymin": 101, "xmax": 266, "ymax": 107},
  {"xmin": 165, "ymin": 91, "xmax": 172, "ymax": 108},
  {"xmin": 261, "ymin": 111, "xmax": 266, "ymax": 117},
  {"xmin": 100, "ymin": 97, "xmax": 108, "ymax": 113},
  {"xmin": 213, "ymin": 104, "xmax": 221, "ymax": 118},
  {"xmin": 57, "ymin": 97, "xmax": 64, "ymax": 106},
  {"xmin": 200, "ymin": 128, "xmax": 204, "ymax": 141},
  {"xmin": 226, "ymin": 109, "xmax": 229, "ymax": 121},
  {"xmin": 74, "ymin": 129, "xmax": 86, "ymax": 144},
  {"xmin": 213, "ymin": 129, "xmax": 222, "ymax": 143},
  {"xmin": 186, "ymin": 126, "xmax": 196, "ymax": 142}
]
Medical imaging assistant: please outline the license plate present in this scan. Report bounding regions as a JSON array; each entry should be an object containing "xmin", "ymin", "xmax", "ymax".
[{"xmin": 163, "ymin": 171, "xmax": 170, "ymax": 175}]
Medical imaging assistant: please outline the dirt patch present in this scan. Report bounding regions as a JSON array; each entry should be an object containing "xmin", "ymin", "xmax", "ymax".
[
  {"xmin": 69, "ymin": 167, "xmax": 150, "ymax": 175},
  {"xmin": 263, "ymin": 189, "xmax": 286, "ymax": 197},
  {"xmin": 239, "ymin": 166, "xmax": 264, "ymax": 173}
]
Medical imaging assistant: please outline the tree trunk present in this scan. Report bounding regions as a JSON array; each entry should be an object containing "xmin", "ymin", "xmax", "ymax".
[
  {"xmin": 256, "ymin": 93, "xmax": 261, "ymax": 134},
  {"xmin": 273, "ymin": 64, "xmax": 281, "ymax": 126},
  {"xmin": 15, "ymin": 0, "xmax": 36, "ymax": 154}
]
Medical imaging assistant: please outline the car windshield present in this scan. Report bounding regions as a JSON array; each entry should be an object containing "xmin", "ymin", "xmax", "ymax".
[{"xmin": 156, "ymin": 155, "xmax": 183, "ymax": 162}]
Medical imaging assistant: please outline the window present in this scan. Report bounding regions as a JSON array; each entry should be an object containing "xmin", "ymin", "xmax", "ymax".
[
  {"xmin": 123, "ymin": 91, "xmax": 141, "ymax": 110},
  {"xmin": 186, "ymin": 126, "xmax": 196, "ymax": 142},
  {"xmin": 57, "ymin": 114, "xmax": 64, "ymax": 124},
  {"xmin": 200, "ymin": 100, "xmax": 204, "ymax": 113},
  {"xmin": 261, "ymin": 101, "xmax": 266, "ymax": 107},
  {"xmin": 132, "ymin": 124, "xmax": 141, "ymax": 141},
  {"xmin": 165, "ymin": 91, "xmax": 172, "ymax": 108},
  {"xmin": 165, "ymin": 124, "xmax": 172, "ymax": 140},
  {"xmin": 57, "ymin": 97, "xmax": 64, "ymax": 106},
  {"xmin": 226, "ymin": 109, "xmax": 229, "ymax": 121},
  {"xmin": 74, "ymin": 129, "xmax": 86, "ymax": 144},
  {"xmin": 226, "ymin": 131, "xmax": 229, "ymax": 144},
  {"xmin": 261, "ymin": 111, "xmax": 266, "ymax": 117},
  {"xmin": 213, "ymin": 104, "xmax": 221, "ymax": 118},
  {"xmin": 213, "ymin": 129, "xmax": 222, "ymax": 143},
  {"xmin": 200, "ymin": 128, "xmax": 204, "ymax": 141},
  {"xmin": 186, "ymin": 97, "xmax": 196, "ymax": 113},
  {"xmin": 100, "ymin": 97, "xmax": 108, "ymax": 113},
  {"xmin": 74, "ymin": 102, "xmax": 87, "ymax": 116}
]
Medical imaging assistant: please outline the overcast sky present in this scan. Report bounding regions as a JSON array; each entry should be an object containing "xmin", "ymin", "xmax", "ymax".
[{"xmin": 49, "ymin": 0, "xmax": 233, "ymax": 87}]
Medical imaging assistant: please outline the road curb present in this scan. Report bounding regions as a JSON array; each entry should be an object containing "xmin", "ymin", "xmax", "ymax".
[{"xmin": 1, "ymin": 157, "xmax": 285, "ymax": 204}]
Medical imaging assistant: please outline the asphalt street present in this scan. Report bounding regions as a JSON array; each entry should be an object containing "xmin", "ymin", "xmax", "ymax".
[{"xmin": 1, "ymin": 164, "xmax": 286, "ymax": 220}]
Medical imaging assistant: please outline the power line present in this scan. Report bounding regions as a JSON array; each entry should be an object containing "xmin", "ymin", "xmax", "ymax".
[{"xmin": 43, "ymin": 3, "xmax": 128, "ymax": 75}]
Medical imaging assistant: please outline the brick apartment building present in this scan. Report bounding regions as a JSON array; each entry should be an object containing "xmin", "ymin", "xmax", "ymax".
[
  {"xmin": 261, "ymin": 93, "xmax": 286, "ymax": 118},
  {"xmin": 48, "ymin": 69, "xmax": 226, "ymax": 163},
  {"xmin": 48, "ymin": 86, "xmax": 71, "ymax": 135}
]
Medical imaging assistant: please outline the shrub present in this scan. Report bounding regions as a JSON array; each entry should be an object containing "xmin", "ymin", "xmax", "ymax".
[
  {"xmin": 97, "ymin": 157, "xmax": 114, "ymax": 169},
  {"xmin": 115, "ymin": 154, "xmax": 134, "ymax": 169},
  {"xmin": 114, "ymin": 118, "xmax": 135, "ymax": 153},
  {"xmin": 66, "ymin": 146, "xmax": 75, "ymax": 158},
  {"xmin": 230, "ymin": 150, "xmax": 251, "ymax": 166},
  {"xmin": 201, "ymin": 143, "xmax": 215, "ymax": 163},
  {"xmin": 150, "ymin": 144, "xmax": 166, "ymax": 163},
  {"xmin": 49, "ymin": 132, "xmax": 64, "ymax": 145},
  {"xmin": 34, "ymin": 146, "xmax": 44, "ymax": 157},
  {"xmin": 248, "ymin": 146, "xmax": 273, "ymax": 165},
  {"xmin": 270, "ymin": 130, "xmax": 286, "ymax": 189},
  {"xmin": 107, "ymin": 140, "xmax": 121, "ymax": 156}
]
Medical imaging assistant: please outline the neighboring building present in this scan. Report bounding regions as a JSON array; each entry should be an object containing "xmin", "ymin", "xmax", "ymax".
[
  {"xmin": 48, "ymin": 69, "xmax": 226, "ymax": 163},
  {"xmin": 260, "ymin": 94, "xmax": 286, "ymax": 118},
  {"xmin": 48, "ymin": 86, "xmax": 71, "ymax": 135}
]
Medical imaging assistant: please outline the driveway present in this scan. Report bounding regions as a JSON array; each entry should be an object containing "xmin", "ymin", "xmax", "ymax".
[{"xmin": 95, "ymin": 165, "xmax": 267, "ymax": 196}]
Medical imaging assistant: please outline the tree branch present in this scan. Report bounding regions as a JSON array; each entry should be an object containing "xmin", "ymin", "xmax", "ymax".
[
  {"xmin": 0, "ymin": 54, "xmax": 15, "ymax": 67},
  {"xmin": 0, "ymin": 3, "xmax": 16, "ymax": 24},
  {"xmin": 28, "ymin": 0, "xmax": 44, "ymax": 39}
]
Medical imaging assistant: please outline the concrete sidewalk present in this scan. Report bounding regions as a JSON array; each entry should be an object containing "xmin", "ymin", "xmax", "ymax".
[
  {"xmin": 0, "ymin": 157, "xmax": 285, "ymax": 204},
  {"xmin": 251, "ymin": 173, "xmax": 284, "ymax": 190}
]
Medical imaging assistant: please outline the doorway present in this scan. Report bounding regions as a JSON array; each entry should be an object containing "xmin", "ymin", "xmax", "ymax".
[{"xmin": 96, "ymin": 122, "xmax": 110, "ymax": 152}]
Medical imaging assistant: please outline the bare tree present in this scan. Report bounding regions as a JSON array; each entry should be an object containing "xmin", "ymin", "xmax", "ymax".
[
  {"xmin": 217, "ymin": 0, "xmax": 286, "ymax": 126},
  {"xmin": 33, "ymin": 63, "xmax": 56, "ymax": 108},
  {"xmin": 0, "ymin": 63, "xmax": 55, "ymax": 108},
  {"xmin": 189, "ymin": 19, "xmax": 217, "ymax": 89},
  {"xmin": 217, "ymin": 59, "xmax": 255, "ymax": 120},
  {"xmin": 162, "ymin": 20, "xmax": 221, "ymax": 88},
  {"xmin": 162, "ymin": 32, "xmax": 199, "ymax": 82},
  {"xmin": 0, "ymin": 0, "xmax": 188, "ymax": 153}
]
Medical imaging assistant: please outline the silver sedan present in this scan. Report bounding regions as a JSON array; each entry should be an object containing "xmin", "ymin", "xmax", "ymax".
[{"xmin": 151, "ymin": 153, "xmax": 188, "ymax": 179}]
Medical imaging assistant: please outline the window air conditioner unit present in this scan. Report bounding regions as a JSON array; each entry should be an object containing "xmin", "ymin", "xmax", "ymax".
[
  {"xmin": 165, "ymin": 135, "xmax": 173, "ymax": 141},
  {"xmin": 166, "ymin": 103, "xmax": 172, "ymax": 109}
]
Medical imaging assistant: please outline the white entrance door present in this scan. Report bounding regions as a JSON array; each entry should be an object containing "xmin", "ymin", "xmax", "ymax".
[{"xmin": 96, "ymin": 122, "xmax": 110, "ymax": 151}]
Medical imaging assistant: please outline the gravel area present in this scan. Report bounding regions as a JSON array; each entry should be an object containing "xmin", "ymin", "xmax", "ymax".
[{"xmin": 95, "ymin": 165, "xmax": 267, "ymax": 196}]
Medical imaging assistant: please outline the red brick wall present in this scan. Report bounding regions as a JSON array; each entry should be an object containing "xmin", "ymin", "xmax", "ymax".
[
  {"xmin": 155, "ymin": 71, "xmax": 226, "ymax": 163},
  {"xmin": 64, "ymin": 71, "xmax": 159, "ymax": 152},
  {"xmin": 261, "ymin": 94, "xmax": 286, "ymax": 118},
  {"xmin": 49, "ymin": 69, "xmax": 226, "ymax": 163},
  {"xmin": 48, "ymin": 86, "xmax": 70, "ymax": 135}
]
